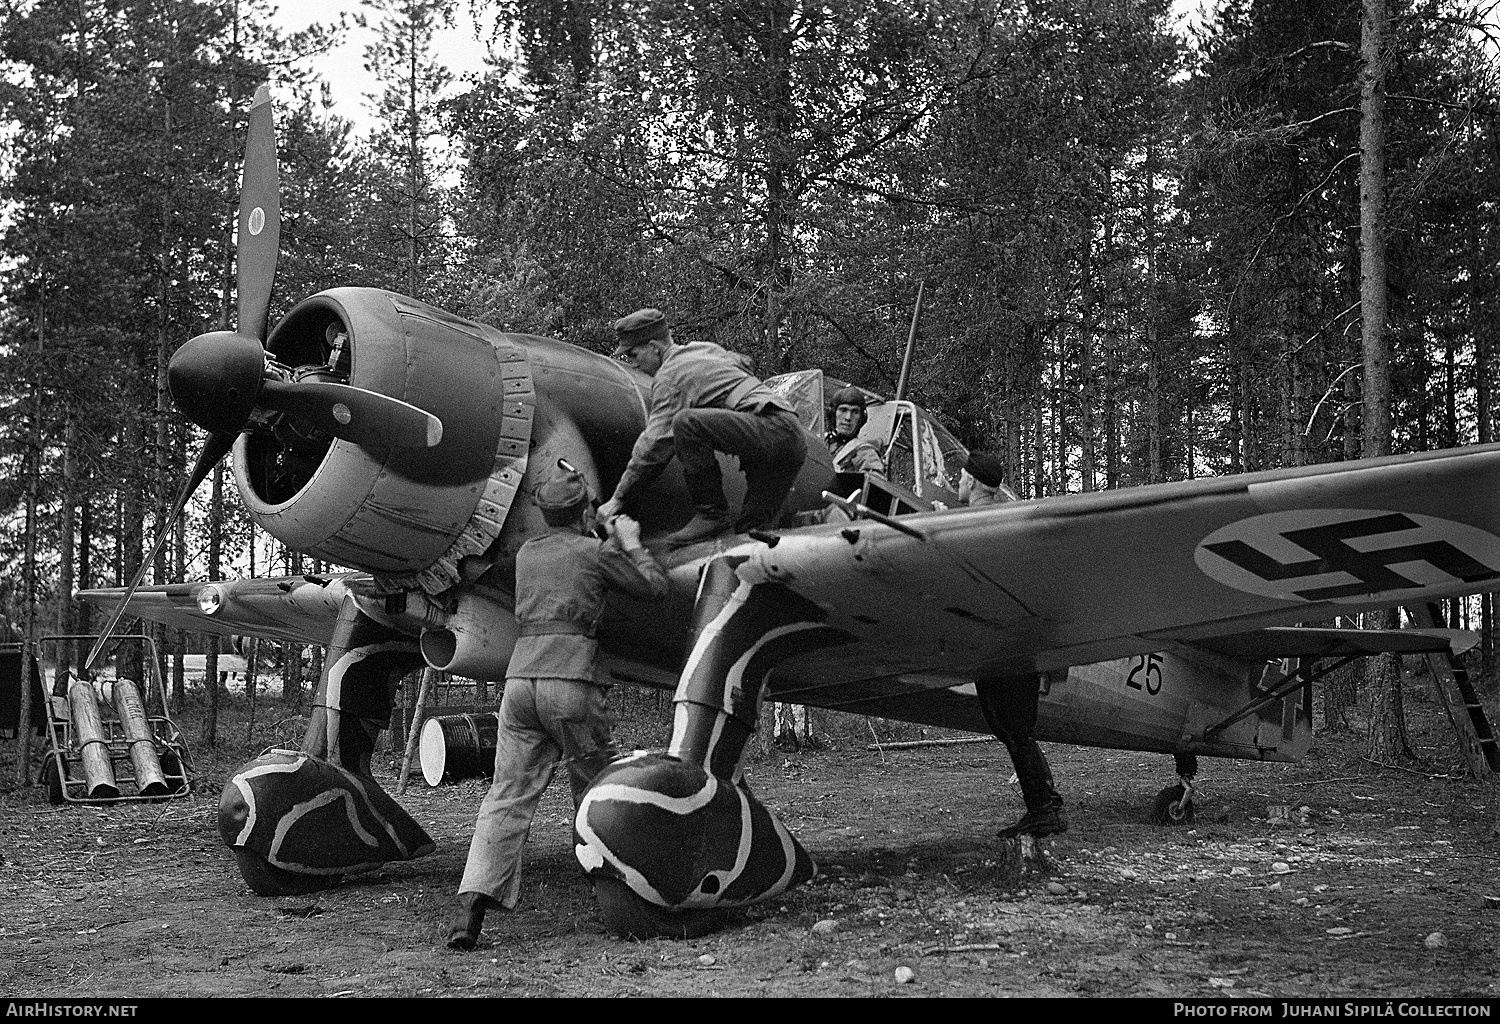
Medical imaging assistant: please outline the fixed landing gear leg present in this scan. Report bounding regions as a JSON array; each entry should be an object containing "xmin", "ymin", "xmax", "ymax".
[{"xmin": 1153, "ymin": 753, "xmax": 1198, "ymax": 826}]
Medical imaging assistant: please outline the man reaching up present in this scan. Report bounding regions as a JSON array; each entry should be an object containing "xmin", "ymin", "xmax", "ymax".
[{"xmin": 598, "ymin": 308, "xmax": 808, "ymax": 547}]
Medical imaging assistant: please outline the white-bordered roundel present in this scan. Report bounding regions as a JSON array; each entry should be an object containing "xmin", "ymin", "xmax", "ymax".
[
  {"xmin": 247, "ymin": 207, "xmax": 265, "ymax": 236},
  {"xmin": 1195, "ymin": 508, "xmax": 1500, "ymax": 604}
]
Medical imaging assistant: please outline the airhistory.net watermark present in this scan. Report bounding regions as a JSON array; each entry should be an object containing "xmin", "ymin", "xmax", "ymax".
[{"xmin": 4, "ymin": 1005, "xmax": 138, "ymax": 1018}]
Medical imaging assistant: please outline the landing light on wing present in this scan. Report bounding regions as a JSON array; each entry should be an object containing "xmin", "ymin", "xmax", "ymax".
[{"xmin": 196, "ymin": 585, "xmax": 225, "ymax": 616}]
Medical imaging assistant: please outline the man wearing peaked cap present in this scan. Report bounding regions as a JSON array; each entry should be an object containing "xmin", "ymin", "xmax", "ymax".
[
  {"xmin": 599, "ymin": 306, "xmax": 809, "ymax": 547},
  {"xmin": 610, "ymin": 307, "xmax": 671, "ymax": 352},
  {"xmin": 534, "ymin": 465, "xmax": 591, "ymax": 516},
  {"xmin": 446, "ymin": 463, "xmax": 669, "ymax": 950}
]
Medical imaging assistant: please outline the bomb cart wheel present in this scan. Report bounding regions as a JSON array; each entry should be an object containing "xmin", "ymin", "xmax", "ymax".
[{"xmin": 40, "ymin": 748, "xmax": 65, "ymax": 805}]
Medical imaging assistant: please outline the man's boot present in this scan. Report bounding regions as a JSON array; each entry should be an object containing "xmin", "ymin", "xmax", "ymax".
[
  {"xmin": 735, "ymin": 502, "xmax": 781, "ymax": 534},
  {"xmin": 444, "ymin": 892, "xmax": 494, "ymax": 950},
  {"xmin": 666, "ymin": 508, "xmax": 730, "ymax": 548},
  {"xmin": 997, "ymin": 739, "xmax": 1068, "ymax": 839}
]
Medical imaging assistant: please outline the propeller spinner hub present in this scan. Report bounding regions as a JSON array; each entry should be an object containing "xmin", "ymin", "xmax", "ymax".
[{"xmin": 168, "ymin": 330, "xmax": 267, "ymax": 435}]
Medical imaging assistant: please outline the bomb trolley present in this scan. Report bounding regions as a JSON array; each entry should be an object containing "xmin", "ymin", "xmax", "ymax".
[{"xmin": 35, "ymin": 634, "xmax": 192, "ymax": 804}]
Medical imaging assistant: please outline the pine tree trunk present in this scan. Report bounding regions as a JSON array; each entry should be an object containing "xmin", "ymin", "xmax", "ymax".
[
  {"xmin": 203, "ymin": 463, "xmax": 225, "ymax": 745},
  {"xmin": 1239, "ymin": 348, "xmax": 1255, "ymax": 472},
  {"xmin": 284, "ymin": 548, "xmax": 304, "ymax": 707},
  {"xmin": 1078, "ymin": 228, "xmax": 1097, "ymax": 492},
  {"xmin": 1471, "ymin": 175, "xmax": 1494, "ymax": 684},
  {"xmin": 1321, "ymin": 617, "xmax": 1356, "ymax": 734},
  {"xmin": 761, "ymin": 0, "xmax": 794, "ymax": 374},
  {"xmin": 13, "ymin": 295, "xmax": 45, "ymax": 787},
  {"xmin": 120, "ymin": 407, "xmax": 145, "ymax": 687},
  {"xmin": 57, "ymin": 412, "xmax": 77, "ymax": 680},
  {"xmin": 407, "ymin": 16, "xmax": 420, "ymax": 298},
  {"xmin": 77, "ymin": 498, "xmax": 92, "ymax": 637},
  {"xmin": 1359, "ymin": 0, "xmax": 1407, "ymax": 762},
  {"xmin": 172, "ymin": 509, "xmax": 185, "ymax": 706},
  {"xmin": 246, "ymin": 528, "xmax": 260, "ymax": 744},
  {"xmin": 1359, "ymin": 0, "xmax": 1391, "ymax": 461}
]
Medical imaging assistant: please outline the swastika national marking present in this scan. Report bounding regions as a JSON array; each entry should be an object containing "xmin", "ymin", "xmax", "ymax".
[
  {"xmin": 1196, "ymin": 509, "xmax": 1500, "ymax": 604},
  {"xmin": 1204, "ymin": 513, "xmax": 1500, "ymax": 600}
]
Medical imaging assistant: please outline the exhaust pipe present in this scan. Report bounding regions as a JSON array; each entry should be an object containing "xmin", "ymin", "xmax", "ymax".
[{"xmin": 420, "ymin": 590, "xmax": 519, "ymax": 681}]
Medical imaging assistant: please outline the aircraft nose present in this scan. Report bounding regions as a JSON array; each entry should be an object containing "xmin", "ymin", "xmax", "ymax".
[{"xmin": 168, "ymin": 329, "xmax": 266, "ymax": 435}]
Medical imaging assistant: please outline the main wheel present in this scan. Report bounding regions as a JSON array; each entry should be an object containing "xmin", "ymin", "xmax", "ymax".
[
  {"xmin": 591, "ymin": 876, "xmax": 721, "ymax": 940},
  {"xmin": 230, "ymin": 846, "xmax": 342, "ymax": 896},
  {"xmin": 1152, "ymin": 783, "xmax": 1195, "ymax": 826}
]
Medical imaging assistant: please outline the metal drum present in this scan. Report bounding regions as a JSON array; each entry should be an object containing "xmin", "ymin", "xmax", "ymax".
[{"xmin": 419, "ymin": 713, "xmax": 500, "ymax": 787}]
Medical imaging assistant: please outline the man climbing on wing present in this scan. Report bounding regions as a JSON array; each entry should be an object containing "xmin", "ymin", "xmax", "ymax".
[{"xmin": 597, "ymin": 308, "xmax": 809, "ymax": 548}]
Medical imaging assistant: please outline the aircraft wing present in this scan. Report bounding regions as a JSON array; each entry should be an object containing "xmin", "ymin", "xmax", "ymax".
[
  {"xmin": 1186, "ymin": 625, "xmax": 1478, "ymax": 661},
  {"xmin": 746, "ymin": 442, "xmax": 1500, "ymax": 704},
  {"xmin": 75, "ymin": 444, "xmax": 1500, "ymax": 751},
  {"xmin": 75, "ymin": 574, "xmax": 356, "ymax": 648}
]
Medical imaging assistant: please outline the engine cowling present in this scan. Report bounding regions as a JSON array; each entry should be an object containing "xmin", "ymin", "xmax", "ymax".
[{"xmin": 234, "ymin": 288, "xmax": 533, "ymax": 594}]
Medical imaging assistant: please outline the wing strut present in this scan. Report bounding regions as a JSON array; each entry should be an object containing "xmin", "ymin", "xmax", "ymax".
[{"xmin": 1201, "ymin": 657, "xmax": 1355, "ymax": 740}]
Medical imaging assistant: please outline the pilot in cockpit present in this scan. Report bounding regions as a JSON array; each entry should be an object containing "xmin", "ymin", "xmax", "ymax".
[{"xmin": 825, "ymin": 386, "xmax": 886, "ymax": 480}]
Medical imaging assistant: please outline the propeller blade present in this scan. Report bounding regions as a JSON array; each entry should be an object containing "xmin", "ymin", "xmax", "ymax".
[
  {"xmin": 259, "ymin": 379, "xmax": 443, "ymax": 449},
  {"xmin": 237, "ymin": 84, "xmax": 280, "ymax": 342},
  {"xmin": 84, "ymin": 431, "xmax": 240, "ymax": 673}
]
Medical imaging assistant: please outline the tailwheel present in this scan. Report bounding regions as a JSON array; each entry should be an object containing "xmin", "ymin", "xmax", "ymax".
[
  {"xmin": 1152, "ymin": 783, "xmax": 1195, "ymax": 826},
  {"xmin": 230, "ymin": 846, "xmax": 342, "ymax": 897},
  {"xmin": 591, "ymin": 876, "xmax": 722, "ymax": 940}
]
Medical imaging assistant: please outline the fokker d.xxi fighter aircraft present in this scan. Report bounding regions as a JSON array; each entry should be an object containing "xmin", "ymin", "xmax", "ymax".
[{"xmin": 79, "ymin": 87, "xmax": 1500, "ymax": 936}]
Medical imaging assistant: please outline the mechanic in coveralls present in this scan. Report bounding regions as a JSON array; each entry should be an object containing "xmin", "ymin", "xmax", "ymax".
[{"xmin": 446, "ymin": 466, "xmax": 668, "ymax": 949}]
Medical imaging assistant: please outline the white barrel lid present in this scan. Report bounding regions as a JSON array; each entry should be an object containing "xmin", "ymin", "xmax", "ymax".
[{"xmin": 419, "ymin": 716, "xmax": 447, "ymax": 787}]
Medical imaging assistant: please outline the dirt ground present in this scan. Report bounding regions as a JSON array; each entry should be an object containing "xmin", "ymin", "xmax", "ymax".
[{"xmin": 2, "ymin": 676, "xmax": 1499, "ymax": 1000}]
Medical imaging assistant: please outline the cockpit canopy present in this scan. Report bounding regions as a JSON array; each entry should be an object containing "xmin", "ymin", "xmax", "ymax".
[{"xmin": 764, "ymin": 368, "xmax": 967, "ymax": 504}]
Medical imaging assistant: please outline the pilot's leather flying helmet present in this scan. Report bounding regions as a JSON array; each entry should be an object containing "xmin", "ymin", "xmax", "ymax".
[
  {"xmin": 535, "ymin": 467, "xmax": 592, "ymax": 523},
  {"xmin": 612, "ymin": 307, "xmax": 670, "ymax": 355},
  {"xmin": 829, "ymin": 386, "xmax": 868, "ymax": 431}
]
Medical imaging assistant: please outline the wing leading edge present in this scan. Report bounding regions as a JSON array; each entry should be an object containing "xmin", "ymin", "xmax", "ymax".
[{"xmin": 75, "ymin": 574, "xmax": 354, "ymax": 648}]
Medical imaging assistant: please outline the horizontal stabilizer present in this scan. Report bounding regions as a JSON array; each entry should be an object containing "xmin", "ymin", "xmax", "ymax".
[{"xmin": 1189, "ymin": 625, "xmax": 1478, "ymax": 662}]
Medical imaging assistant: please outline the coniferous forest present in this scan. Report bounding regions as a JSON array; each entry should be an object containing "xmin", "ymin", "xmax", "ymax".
[{"xmin": 2, "ymin": 0, "xmax": 1498, "ymax": 749}]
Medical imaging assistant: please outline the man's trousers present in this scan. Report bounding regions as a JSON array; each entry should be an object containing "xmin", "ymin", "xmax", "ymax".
[{"xmin": 457, "ymin": 677, "xmax": 619, "ymax": 909}]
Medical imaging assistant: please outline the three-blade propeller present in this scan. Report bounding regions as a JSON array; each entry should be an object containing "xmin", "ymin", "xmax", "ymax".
[{"xmin": 85, "ymin": 85, "xmax": 443, "ymax": 671}]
